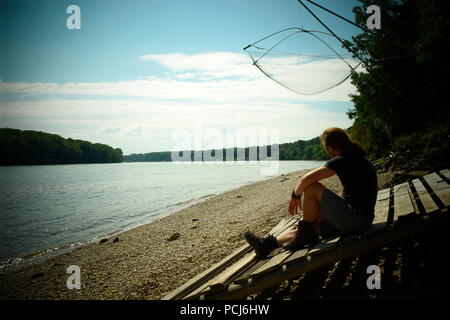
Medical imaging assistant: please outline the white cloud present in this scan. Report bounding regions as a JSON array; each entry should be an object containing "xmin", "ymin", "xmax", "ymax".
[
  {"xmin": 0, "ymin": 98, "xmax": 353, "ymax": 154},
  {"xmin": 174, "ymin": 73, "xmax": 197, "ymax": 80},
  {"xmin": 0, "ymin": 76, "xmax": 355, "ymax": 103},
  {"xmin": 0, "ymin": 51, "xmax": 357, "ymax": 103},
  {"xmin": 126, "ymin": 126, "xmax": 143, "ymax": 136},
  {"xmin": 140, "ymin": 52, "xmax": 256, "ymax": 80},
  {"xmin": 102, "ymin": 126, "xmax": 122, "ymax": 134},
  {"xmin": 0, "ymin": 51, "xmax": 357, "ymax": 153}
]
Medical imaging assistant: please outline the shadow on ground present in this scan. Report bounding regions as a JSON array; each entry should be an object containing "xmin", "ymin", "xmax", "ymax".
[{"xmin": 249, "ymin": 224, "xmax": 450, "ymax": 300}]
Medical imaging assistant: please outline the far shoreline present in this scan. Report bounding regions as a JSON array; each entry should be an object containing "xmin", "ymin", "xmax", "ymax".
[{"xmin": 0, "ymin": 159, "xmax": 326, "ymax": 167}]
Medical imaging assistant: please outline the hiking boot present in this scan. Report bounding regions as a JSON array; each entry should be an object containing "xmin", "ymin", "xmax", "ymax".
[
  {"xmin": 283, "ymin": 220, "xmax": 320, "ymax": 251},
  {"xmin": 244, "ymin": 231, "xmax": 278, "ymax": 259}
]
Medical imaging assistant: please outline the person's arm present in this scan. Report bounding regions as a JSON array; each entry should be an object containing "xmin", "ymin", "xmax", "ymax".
[
  {"xmin": 288, "ymin": 166, "xmax": 336, "ymax": 216},
  {"xmin": 288, "ymin": 166, "xmax": 336, "ymax": 215},
  {"xmin": 293, "ymin": 166, "xmax": 336, "ymax": 196}
]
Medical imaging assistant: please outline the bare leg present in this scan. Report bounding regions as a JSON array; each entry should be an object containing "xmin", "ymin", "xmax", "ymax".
[
  {"xmin": 302, "ymin": 182, "xmax": 326, "ymax": 222},
  {"xmin": 276, "ymin": 228, "xmax": 297, "ymax": 247},
  {"xmin": 276, "ymin": 182, "xmax": 326, "ymax": 246}
]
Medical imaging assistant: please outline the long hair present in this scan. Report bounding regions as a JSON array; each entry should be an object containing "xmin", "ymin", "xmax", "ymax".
[{"xmin": 320, "ymin": 127, "xmax": 367, "ymax": 157}]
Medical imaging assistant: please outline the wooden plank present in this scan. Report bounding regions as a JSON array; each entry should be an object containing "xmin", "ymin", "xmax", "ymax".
[
  {"xmin": 269, "ymin": 218, "xmax": 298, "ymax": 239},
  {"xmin": 208, "ymin": 253, "xmax": 257, "ymax": 291},
  {"xmin": 251, "ymin": 250, "xmax": 293, "ymax": 278},
  {"xmin": 232, "ymin": 261, "xmax": 268, "ymax": 284},
  {"xmin": 266, "ymin": 218, "xmax": 289, "ymax": 236},
  {"xmin": 184, "ymin": 252, "xmax": 257, "ymax": 299},
  {"xmin": 183, "ymin": 278, "xmax": 218, "ymax": 300},
  {"xmin": 393, "ymin": 182, "xmax": 416, "ymax": 223},
  {"xmin": 235, "ymin": 219, "xmax": 302, "ymax": 281},
  {"xmin": 199, "ymin": 217, "xmax": 298, "ymax": 288},
  {"xmin": 162, "ymin": 242, "xmax": 251, "ymax": 300},
  {"xmin": 408, "ymin": 181, "xmax": 421, "ymax": 218},
  {"xmin": 412, "ymin": 178, "xmax": 439, "ymax": 215},
  {"xmin": 373, "ymin": 188, "xmax": 391, "ymax": 224},
  {"xmin": 270, "ymin": 217, "xmax": 298, "ymax": 236},
  {"xmin": 184, "ymin": 252, "xmax": 254, "ymax": 299},
  {"xmin": 423, "ymin": 173, "xmax": 450, "ymax": 208},
  {"xmin": 232, "ymin": 247, "xmax": 284, "ymax": 283},
  {"xmin": 226, "ymin": 219, "xmax": 298, "ymax": 285},
  {"xmin": 249, "ymin": 235, "xmax": 341, "ymax": 280},
  {"xmin": 376, "ymin": 187, "xmax": 391, "ymax": 202},
  {"xmin": 307, "ymin": 237, "xmax": 341, "ymax": 256},
  {"xmin": 207, "ymin": 212, "xmax": 450, "ymax": 300},
  {"xmin": 282, "ymin": 247, "xmax": 310, "ymax": 264},
  {"xmin": 440, "ymin": 169, "xmax": 450, "ymax": 181},
  {"xmin": 358, "ymin": 188, "xmax": 391, "ymax": 235}
]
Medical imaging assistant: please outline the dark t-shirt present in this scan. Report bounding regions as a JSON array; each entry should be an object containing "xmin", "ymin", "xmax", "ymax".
[{"xmin": 324, "ymin": 150, "xmax": 378, "ymax": 217}]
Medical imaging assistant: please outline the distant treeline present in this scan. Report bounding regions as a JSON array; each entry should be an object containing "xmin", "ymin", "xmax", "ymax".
[
  {"xmin": 0, "ymin": 128, "xmax": 123, "ymax": 165},
  {"xmin": 123, "ymin": 137, "xmax": 328, "ymax": 162}
]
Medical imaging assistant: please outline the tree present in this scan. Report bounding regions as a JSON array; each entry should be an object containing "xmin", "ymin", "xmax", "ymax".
[
  {"xmin": 347, "ymin": 0, "xmax": 450, "ymax": 158},
  {"xmin": 0, "ymin": 128, "xmax": 123, "ymax": 165}
]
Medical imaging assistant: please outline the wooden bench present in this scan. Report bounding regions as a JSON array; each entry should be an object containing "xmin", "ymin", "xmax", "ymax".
[{"xmin": 162, "ymin": 169, "xmax": 450, "ymax": 300}]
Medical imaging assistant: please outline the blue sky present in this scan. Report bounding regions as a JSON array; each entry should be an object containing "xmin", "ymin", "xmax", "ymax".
[{"xmin": 0, "ymin": 0, "xmax": 364, "ymax": 154}]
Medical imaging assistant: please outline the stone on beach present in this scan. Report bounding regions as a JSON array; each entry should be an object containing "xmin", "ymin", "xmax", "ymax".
[{"xmin": 167, "ymin": 233, "xmax": 181, "ymax": 241}]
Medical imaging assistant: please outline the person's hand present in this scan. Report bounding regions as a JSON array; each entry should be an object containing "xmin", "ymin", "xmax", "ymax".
[{"xmin": 288, "ymin": 198, "xmax": 302, "ymax": 215}]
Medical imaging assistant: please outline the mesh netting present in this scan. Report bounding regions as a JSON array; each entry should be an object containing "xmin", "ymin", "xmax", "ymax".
[{"xmin": 244, "ymin": 28, "xmax": 362, "ymax": 95}]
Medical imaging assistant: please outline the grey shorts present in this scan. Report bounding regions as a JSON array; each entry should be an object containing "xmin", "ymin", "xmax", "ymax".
[{"xmin": 319, "ymin": 189, "xmax": 373, "ymax": 235}]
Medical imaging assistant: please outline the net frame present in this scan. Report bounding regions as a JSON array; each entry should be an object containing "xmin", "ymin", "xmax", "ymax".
[{"xmin": 243, "ymin": 27, "xmax": 362, "ymax": 95}]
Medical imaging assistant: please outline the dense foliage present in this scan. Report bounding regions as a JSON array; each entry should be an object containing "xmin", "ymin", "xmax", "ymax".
[
  {"xmin": 124, "ymin": 151, "xmax": 172, "ymax": 162},
  {"xmin": 347, "ymin": 0, "xmax": 450, "ymax": 165},
  {"xmin": 123, "ymin": 136, "xmax": 328, "ymax": 162},
  {"xmin": 278, "ymin": 137, "xmax": 328, "ymax": 160},
  {"xmin": 0, "ymin": 128, "xmax": 123, "ymax": 165}
]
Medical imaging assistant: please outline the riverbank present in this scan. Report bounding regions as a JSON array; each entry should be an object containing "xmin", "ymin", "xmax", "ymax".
[
  {"xmin": 0, "ymin": 168, "xmax": 337, "ymax": 299},
  {"xmin": 0, "ymin": 168, "xmax": 429, "ymax": 300}
]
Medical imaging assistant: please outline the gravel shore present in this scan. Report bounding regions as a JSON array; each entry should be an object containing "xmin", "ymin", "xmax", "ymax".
[{"xmin": 0, "ymin": 168, "xmax": 348, "ymax": 300}]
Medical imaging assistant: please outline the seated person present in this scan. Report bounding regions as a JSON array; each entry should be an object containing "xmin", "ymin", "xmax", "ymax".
[{"xmin": 245, "ymin": 127, "xmax": 378, "ymax": 259}]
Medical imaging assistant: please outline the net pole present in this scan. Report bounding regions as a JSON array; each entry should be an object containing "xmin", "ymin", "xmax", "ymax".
[
  {"xmin": 305, "ymin": 0, "xmax": 373, "ymax": 34},
  {"xmin": 297, "ymin": 0, "xmax": 364, "ymax": 65}
]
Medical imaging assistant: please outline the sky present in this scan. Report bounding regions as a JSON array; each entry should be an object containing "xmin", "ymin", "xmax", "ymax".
[{"xmin": 0, "ymin": 0, "xmax": 364, "ymax": 155}]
